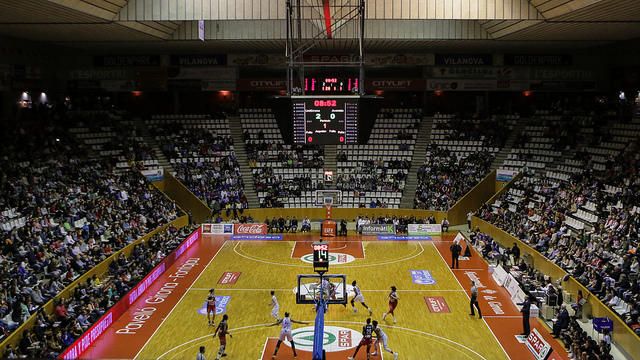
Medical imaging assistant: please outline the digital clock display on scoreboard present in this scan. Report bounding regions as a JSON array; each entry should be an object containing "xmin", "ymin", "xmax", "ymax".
[
  {"xmin": 313, "ymin": 242, "xmax": 329, "ymax": 273},
  {"xmin": 292, "ymin": 96, "xmax": 359, "ymax": 145}
]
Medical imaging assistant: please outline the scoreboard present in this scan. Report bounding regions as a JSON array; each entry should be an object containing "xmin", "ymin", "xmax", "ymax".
[
  {"xmin": 292, "ymin": 95, "xmax": 359, "ymax": 144},
  {"xmin": 312, "ymin": 241, "xmax": 329, "ymax": 273}
]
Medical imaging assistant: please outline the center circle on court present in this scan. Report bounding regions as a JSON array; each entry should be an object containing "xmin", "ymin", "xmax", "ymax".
[
  {"xmin": 287, "ymin": 326, "xmax": 362, "ymax": 353},
  {"xmin": 300, "ymin": 252, "xmax": 355, "ymax": 264}
]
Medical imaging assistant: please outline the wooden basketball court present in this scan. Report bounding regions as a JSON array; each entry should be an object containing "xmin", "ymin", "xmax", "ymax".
[{"xmin": 82, "ymin": 233, "xmax": 568, "ymax": 360}]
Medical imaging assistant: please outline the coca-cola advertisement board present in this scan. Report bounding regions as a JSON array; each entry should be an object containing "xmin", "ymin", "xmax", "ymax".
[{"xmin": 234, "ymin": 223, "xmax": 268, "ymax": 235}]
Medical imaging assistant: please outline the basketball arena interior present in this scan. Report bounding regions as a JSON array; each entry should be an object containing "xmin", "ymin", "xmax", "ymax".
[{"xmin": 0, "ymin": 1, "xmax": 639, "ymax": 359}]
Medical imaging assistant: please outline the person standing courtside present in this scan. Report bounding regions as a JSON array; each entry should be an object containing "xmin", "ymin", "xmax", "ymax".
[
  {"xmin": 469, "ymin": 281, "xmax": 482, "ymax": 319},
  {"xmin": 450, "ymin": 240, "xmax": 462, "ymax": 269},
  {"xmin": 511, "ymin": 242, "xmax": 521, "ymax": 265},
  {"xmin": 518, "ymin": 295, "xmax": 532, "ymax": 336},
  {"xmin": 196, "ymin": 346, "xmax": 206, "ymax": 360}
]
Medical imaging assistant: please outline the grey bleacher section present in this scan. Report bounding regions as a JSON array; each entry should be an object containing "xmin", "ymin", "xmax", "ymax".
[
  {"xmin": 240, "ymin": 108, "xmax": 323, "ymax": 208},
  {"xmin": 147, "ymin": 114, "xmax": 234, "ymax": 170},
  {"xmin": 336, "ymin": 108, "xmax": 420, "ymax": 209}
]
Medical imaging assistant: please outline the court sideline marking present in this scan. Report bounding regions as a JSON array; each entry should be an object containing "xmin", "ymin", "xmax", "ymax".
[
  {"xmin": 234, "ymin": 240, "xmax": 426, "ymax": 268},
  {"xmin": 133, "ymin": 240, "xmax": 228, "ymax": 360},
  {"xmin": 432, "ymin": 242, "xmax": 511, "ymax": 360}
]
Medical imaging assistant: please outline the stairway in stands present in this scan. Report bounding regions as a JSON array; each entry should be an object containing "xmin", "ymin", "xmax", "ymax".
[
  {"xmin": 228, "ymin": 116, "xmax": 260, "ymax": 208},
  {"xmin": 143, "ymin": 134, "xmax": 174, "ymax": 174},
  {"xmin": 489, "ymin": 118, "xmax": 526, "ymax": 171},
  {"xmin": 323, "ymin": 145, "xmax": 337, "ymax": 189},
  {"xmin": 399, "ymin": 116, "xmax": 433, "ymax": 208}
]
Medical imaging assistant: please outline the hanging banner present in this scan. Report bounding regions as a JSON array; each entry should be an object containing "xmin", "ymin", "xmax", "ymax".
[
  {"xmin": 201, "ymin": 80, "xmax": 236, "ymax": 91},
  {"xmin": 228, "ymin": 54, "xmax": 284, "ymax": 66},
  {"xmin": 168, "ymin": 66, "xmax": 236, "ymax": 80},
  {"xmin": 435, "ymin": 54, "xmax": 493, "ymax": 66},
  {"xmin": 236, "ymin": 79, "xmax": 286, "ymax": 91},
  {"xmin": 198, "ymin": 20, "xmax": 205, "ymax": 41},
  {"xmin": 505, "ymin": 54, "xmax": 572, "ymax": 66},
  {"xmin": 427, "ymin": 79, "xmax": 497, "ymax": 91},
  {"xmin": 94, "ymin": 55, "xmax": 161, "ymax": 67},
  {"xmin": 365, "ymin": 79, "xmax": 426, "ymax": 91},
  {"xmin": 70, "ymin": 68, "xmax": 131, "ymax": 80},
  {"xmin": 431, "ymin": 67, "xmax": 529, "ymax": 80},
  {"xmin": 170, "ymin": 54, "xmax": 227, "ymax": 66}
]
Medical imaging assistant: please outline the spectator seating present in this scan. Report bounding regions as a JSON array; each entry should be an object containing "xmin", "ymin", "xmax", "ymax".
[
  {"xmin": 240, "ymin": 108, "xmax": 324, "ymax": 208},
  {"xmin": 479, "ymin": 116, "xmax": 640, "ymax": 333},
  {"xmin": 336, "ymin": 108, "xmax": 420, "ymax": 209},
  {"xmin": 149, "ymin": 114, "xmax": 246, "ymax": 211},
  {"xmin": 0, "ymin": 124, "xmax": 180, "ymax": 344},
  {"xmin": 414, "ymin": 113, "xmax": 510, "ymax": 210}
]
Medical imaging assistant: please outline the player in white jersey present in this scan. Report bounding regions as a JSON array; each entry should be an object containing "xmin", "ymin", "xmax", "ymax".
[
  {"xmin": 269, "ymin": 290, "xmax": 280, "ymax": 320},
  {"xmin": 350, "ymin": 280, "xmax": 373, "ymax": 315},
  {"xmin": 371, "ymin": 320, "xmax": 398, "ymax": 359},
  {"xmin": 267, "ymin": 312, "xmax": 308, "ymax": 358}
]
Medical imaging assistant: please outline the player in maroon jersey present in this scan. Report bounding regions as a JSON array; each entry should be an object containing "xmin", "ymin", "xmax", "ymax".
[
  {"xmin": 382, "ymin": 286, "xmax": 399, "ymax": 323},
  {"xmin": 213, "ymin": 314, "xmax": 232, "ymax": 359},
  {"xmin": 206, "ymin": 288, "xmax": 216, "ymax": 326},
  {"xmin": 348, "ymin": 318, "xmax": 374, "ymax": 360}
]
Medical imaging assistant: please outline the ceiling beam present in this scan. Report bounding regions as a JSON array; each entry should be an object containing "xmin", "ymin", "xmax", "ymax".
[
  {"xmin": 529, "ymin": 0, "xmax": 604, "ymax": 19},
  {"xmin": 480, "ymin": 19, "xmax": 543, "ymax": 38}
]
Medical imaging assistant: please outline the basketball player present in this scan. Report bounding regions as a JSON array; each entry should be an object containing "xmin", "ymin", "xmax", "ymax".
[
  {"xmin": 206, "ymin": 289, "xmax": 216, "ymax": 326},
  {"xmin": 351, "ymin": 280, "xmax": 373, "ymax": 315},
  {"xmin": 213, "ymin": 314, "xmax": 232, "ymax": 359},
  {"xmin": 348, "ymin": 318, "xmax": 374, "ymax": 360},
  {"xmin": 267, "ymin": 312, "xmax": 308, "ymax": 358},
  {"xmin": 382, "ymin": 286, "xmax": 399, "ymax": 323},
  {"xmin": 269, "ymin": 290, "xmax": 280, "ymax": 320},
  {"xmin": 371, "ymin": 320, "xmax": 398, "ymax": 359}
]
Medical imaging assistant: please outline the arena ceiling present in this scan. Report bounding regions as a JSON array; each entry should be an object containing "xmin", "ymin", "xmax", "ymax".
[{"xmin": 0, "ymin": 0, "xmax": 638, "ymax": 52}]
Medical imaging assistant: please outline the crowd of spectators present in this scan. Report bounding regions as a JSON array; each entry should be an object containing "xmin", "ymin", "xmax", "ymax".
[
  {"xmin": 155, "ymin": 124, "xmax": 234, "ymax": 159},
  {"xmin": 173, "ymin": 156, "xmax": 247, "ymax": 212},
  {"xmin": 336, "ymin": 160, "xmax": 407, "ymax": 194},
  {"xmin": 415, "ymin": 146, "xmax": 494, "ymax": 210},
  {"xmin": 435, "ymin": 116, "xmax": 510, "ymax": 148},
  {"xmin": 0, "ymin": 123, "xmax": 180, "ymax": 345},
  {"xmin": 2, "ymin": 224, "xmax": 197, "ymax": 359},
  {"xmin": 253, "ymin": 168, "xmax": 316, "ymax": 208},
  {"xmin": 470, "ymin": 230, "xmax": 614, "ymax": 360},
  {"xmin": 246, "ymin": 140, "xmax": 324, "ymax": 169},
  {"xmin": 478, "ymin": 144, "xmax": 640, "ymax": 334}
]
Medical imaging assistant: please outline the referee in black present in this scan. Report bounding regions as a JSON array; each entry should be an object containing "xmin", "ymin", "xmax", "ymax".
[{"xmin": 469, "ymin": 280, "xmax": 482, "ymax": 319}]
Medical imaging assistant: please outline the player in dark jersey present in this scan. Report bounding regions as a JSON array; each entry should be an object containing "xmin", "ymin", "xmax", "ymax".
[
  {"xmin": 213, "ymin": 314, "xmax": 232, "ymax": 359},
  {"xmin": 206, "ymin": 288, "xmax": 216, "ymax": 326},
  {"xmin": 348, "ymin": 318, "xmax": 374, "ymax": 360}
]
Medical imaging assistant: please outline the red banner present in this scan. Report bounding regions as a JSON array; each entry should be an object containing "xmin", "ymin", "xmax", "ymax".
[
  {"xmin": 424, "ymin": 296, "xmax": 450, "ymax": 313},
  {"xmin": 322, "ymin": 220, "xmax": 336, "ymax": 237},
  {"xmin": 218, "ymin": 272, "xmax": 241, "ymax": 285},
  {"xmin": 234, "ymin": 223, "xmax": 268, "ymax": 235}
]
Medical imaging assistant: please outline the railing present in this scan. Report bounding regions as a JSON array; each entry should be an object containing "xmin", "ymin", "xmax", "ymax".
[
  {"xmin": 160, "ymin": 172, "xmax": 212, "ymax": 224},
  {"xmin": 447, "ymin": 170, "xmax": 497, "ymax": 225},
  {"xmin": 471, "ymin": 217, "xmax": 640, "ymax": 358},
  {"xmin": 0, "ymin": 215, "xmax": 189, "ymax": 353}
]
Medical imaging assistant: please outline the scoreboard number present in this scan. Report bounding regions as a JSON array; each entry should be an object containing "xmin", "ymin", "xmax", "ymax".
[{"xmin": 313, "ymin": 241, "xmax": 329, "ymax": 273}]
